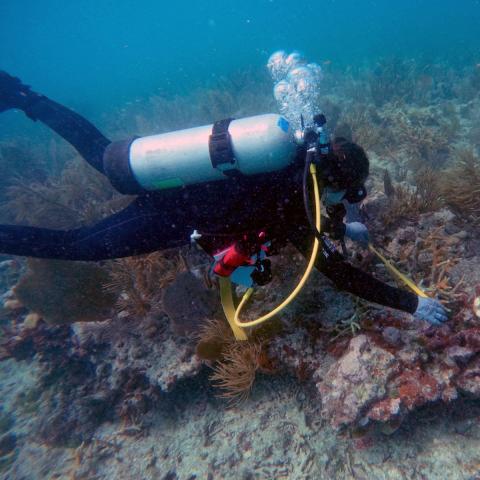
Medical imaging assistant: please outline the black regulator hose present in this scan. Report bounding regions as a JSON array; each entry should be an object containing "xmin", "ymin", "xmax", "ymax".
[{"xmin": 303, "ymin": 149, "xmax": 349, "ymax": 258}]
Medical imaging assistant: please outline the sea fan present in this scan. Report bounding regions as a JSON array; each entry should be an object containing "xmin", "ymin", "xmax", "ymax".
[
  {"xmin": 195, "ymin": 318, "xmax": 235, "ymax": 361},
  {"xmin": 104, "ymin": 251, "xmax": 186, "ymax": 320},
  {"xmin": 13, "ymin": 259, "xmax": 116, "ymax": 325},
  {"xmin": 210, "ymin": 342, "xmax": 263, "ymax": 405}
]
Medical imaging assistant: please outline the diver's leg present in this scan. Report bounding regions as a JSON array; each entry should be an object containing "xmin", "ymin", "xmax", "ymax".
[
  {"xmin": 0, "ymin": 71, "xmax": 110, "ymax": 174},
  {"xmin": 0, "ymin": 196, "xmax": 190, "ymax": 261},
  {"xmin": 286, "ymin": 223, "xmax": 418, "ymax": 314}
]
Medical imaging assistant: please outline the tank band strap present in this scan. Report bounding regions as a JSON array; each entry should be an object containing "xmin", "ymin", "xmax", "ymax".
[{"xmin": 209, "ymin": 118, "xmax": 237, "ymax": 173}]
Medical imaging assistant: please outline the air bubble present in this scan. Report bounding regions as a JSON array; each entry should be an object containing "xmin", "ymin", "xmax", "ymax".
[
  {"xmin": 268, "ymin": 51, "xmax": 323, "ymax": 129},
  {"xmin": 267, "ymin": 50, "xmax": 289, "ymax": 82}
]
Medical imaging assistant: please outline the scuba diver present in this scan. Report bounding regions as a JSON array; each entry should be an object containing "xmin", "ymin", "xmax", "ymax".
[{"xmin": 0, "ymin": 70, "xmax": 447, "ymax": 327}]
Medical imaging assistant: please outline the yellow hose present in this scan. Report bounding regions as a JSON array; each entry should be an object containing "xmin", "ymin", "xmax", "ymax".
[
  {"xmin": 225, "ymin": 163, "xmax": 428, "ymax": 334},
  {"xmin": 219, "ymin": 276, "xmax": 248, "ymax": 340},
  {"xmin": 233, "ymin": 163, "xmax": 321, "ymax": 328},
  {"xmin": 368, "ymin": 243, "xmax": 428, "ymax": 298}
]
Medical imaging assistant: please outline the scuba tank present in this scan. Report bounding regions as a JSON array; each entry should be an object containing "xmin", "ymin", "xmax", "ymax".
[{"xmin": 103, "ymin": 114, "xmax": 297, "ymax": 194}]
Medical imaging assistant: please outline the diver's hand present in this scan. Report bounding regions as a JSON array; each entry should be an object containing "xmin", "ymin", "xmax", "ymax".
[
  {"xmin": 345, "ymin": 222, "xmax": 369, "ymax": 248},
  {"xmin": 414, "ymin": 296, "xmax": 448, "ymax": 326}
]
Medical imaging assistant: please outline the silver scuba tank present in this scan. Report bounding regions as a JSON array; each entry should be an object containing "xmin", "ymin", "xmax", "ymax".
[{"xmin": 103, "ymin": 114, "xmax": 297, "ymax": 194}]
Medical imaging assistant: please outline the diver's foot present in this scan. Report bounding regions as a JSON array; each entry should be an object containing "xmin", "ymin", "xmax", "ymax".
[{"xmin": 0, "ymin": 70, "xmax": 42, "ymax": 114}]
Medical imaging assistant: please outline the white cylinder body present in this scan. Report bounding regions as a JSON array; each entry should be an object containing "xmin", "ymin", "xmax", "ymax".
[{"xmin": 129, "ymin": 114, "xmax": 296, "ymax": 190}]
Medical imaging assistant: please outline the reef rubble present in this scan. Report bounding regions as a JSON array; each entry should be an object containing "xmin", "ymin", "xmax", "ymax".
[{"xmin": 265, "ymin": 199, "xmax": 480, "ymax": 433}]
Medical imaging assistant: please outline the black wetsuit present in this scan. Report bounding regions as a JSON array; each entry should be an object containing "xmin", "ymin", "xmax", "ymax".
[{"xmin": 0, "ymin": 93, "xmax": 419, "ymax": 314}]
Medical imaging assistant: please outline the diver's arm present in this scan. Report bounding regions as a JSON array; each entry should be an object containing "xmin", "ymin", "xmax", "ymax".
[
  {"xmin": 318, "ymin": 242, "xmax": 418, "ymax": 313},
  {"xmin": 287, "ymin": 223, "xmax": 418, "ymax": 313},
  {"xmin": 319, "ymin": 214, "xmax": 346, "ymax": 239},
  {"xmin": 0, "ymin": 196, "xmax": 189, "ymax": 261},
  {"xmin": 320, "ymin": 202, "xmax": 370, "ymax": 247}
]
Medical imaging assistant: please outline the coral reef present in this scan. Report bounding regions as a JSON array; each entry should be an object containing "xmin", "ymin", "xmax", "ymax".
[
  {"xmin": 319, "ymin": 334, "xmax": 400, "ymax": 429},
  {"xmin": 13, "ymin": 259, "xmax": 116, "ymax": 325},
  {"xmin": 268, "ymin": 201, "xmax": 479, "ymax": 433},
  {"xmin": 0, "ymin": 307, "xmax": 200, "ymax": 446},
  {"xmin": 104, "ymin": 250, "xmax": 185, "ymax": 320},
  {"xmin": 379, "ymin": 167, "xmax": 441, "ymax": 228},
  {"xmin": 337, "ymin": 104, "xmax": 385, "ymax": 153},
  {"xmin": 381, "ymin": 103, "xmax": 452, "ymax": 171},
  {"xmin": 376, "ymin": 208, "xmax": 466, "ymax": 308},
  {"xmin": 70, "ymin": 310, "xmax": 202, "ymax": 395},
  {"xmin": 439, "ymin": 149, "xmax": 480, "ymax": 224},
  {"xmin": 1, "ymin": 57, "xmax": 480, "ymax": 478},
  {"xmin": 0, "ymin": 157, "xmax": 132, "ymax": 229},
  {"xmin": 367, "ymin": 57, "xmax": 435, "ymax": 107}
]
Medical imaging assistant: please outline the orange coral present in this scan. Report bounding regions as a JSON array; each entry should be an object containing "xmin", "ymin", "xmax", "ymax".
[{"xmin": 416, "ymin": 227, "xmax": 464, "ymax": 307}]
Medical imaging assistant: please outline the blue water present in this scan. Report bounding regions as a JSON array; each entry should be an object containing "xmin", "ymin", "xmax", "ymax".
[{"xmin": 1, "ymin": 0, "xmax": 479, "ymax": 117}]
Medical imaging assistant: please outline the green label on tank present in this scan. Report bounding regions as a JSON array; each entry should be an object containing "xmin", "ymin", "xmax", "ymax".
[{"xmin": 152, "ymin": 177, "xmax": 184, "ymax": 190}]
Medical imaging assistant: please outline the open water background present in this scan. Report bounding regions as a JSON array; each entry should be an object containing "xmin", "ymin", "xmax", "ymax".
[{"xmin": 1, "ymin": 0, "xmax": 479, "ymax": 125}]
